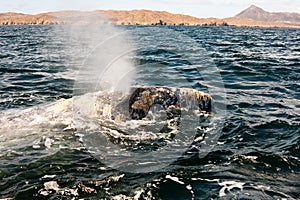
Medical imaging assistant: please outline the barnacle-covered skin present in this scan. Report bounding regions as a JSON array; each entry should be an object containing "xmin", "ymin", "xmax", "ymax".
[
  {"xmin": 128, "ymin": 86, "xmax": 212, "ymax": 120},
  {"xmin": 129, "ymin": 87, "xmax": 180, "ymax": 120}
]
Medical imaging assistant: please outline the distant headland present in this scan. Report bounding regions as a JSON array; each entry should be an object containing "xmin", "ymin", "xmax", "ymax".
[{"xmin": 0, "ymin": 5, "xmax": 299, "ymax": 28}]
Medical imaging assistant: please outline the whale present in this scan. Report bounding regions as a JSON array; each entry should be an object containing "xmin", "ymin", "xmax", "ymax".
[{"xmin": 0, "ymin": 86, "xmax": 212, "ymax": 144}]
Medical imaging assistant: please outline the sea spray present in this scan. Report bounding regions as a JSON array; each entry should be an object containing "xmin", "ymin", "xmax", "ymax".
[
  {"xmin": 53, "ymin": 13, "xmax": 138, "ymax": 131},
  {"xmin": 55, "ymin": 12, "xmax": 137, "ymax": 95}
]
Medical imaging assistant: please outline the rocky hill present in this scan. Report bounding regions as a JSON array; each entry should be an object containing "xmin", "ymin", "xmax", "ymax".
[
  {"xmin": 0, "ymin": 7, "xmax": 299, "ymax": 28},
  {"xmin": 236, "ymin": 5, "xmax": 300, "ymax": 27},
  {"xmin": 0, "ymin": 12, "xmax": 57, "ymax": 25},
  {"xmin": 100, "ymin": 10, "xmax": 294, "ymax": 28}
]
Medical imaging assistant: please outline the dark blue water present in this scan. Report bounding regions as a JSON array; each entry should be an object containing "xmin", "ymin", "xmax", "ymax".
[{"xmin": 0, "ymin": 25, "xmax": 299, "ymax": 199}]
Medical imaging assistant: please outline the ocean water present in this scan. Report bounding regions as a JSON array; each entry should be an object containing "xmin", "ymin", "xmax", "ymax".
[{"xmin": 0, "ymin": 25, "xmax": 299, "ymax": 199}]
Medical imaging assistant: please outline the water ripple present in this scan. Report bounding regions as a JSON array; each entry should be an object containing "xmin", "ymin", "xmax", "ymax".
[{"xmin": 0, "ymin": 25, "xmax": 299, "ymax": 199}]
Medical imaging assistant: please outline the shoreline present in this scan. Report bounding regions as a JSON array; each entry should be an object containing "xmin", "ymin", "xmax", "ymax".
[
  {"xmin": 0, "ymin": 23, "xmax": 299, "ymax": 30},
  {"xmin": 0, "ymin": 10, "xmax": 299, "ymax": 29}
]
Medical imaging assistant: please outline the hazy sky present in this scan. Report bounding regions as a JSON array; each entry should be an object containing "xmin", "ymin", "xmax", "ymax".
[{"xmin": 0, "ymin": 0, "xmax": 299, "ymax": 18}]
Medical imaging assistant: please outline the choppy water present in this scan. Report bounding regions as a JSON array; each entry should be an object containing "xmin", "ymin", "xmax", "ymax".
[{"xmin": 0, "ymin": 25, "xmax": 299, "ymax": 199}]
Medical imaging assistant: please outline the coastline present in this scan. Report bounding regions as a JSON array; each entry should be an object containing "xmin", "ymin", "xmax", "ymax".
[{"xmin": 0, "ymin": 10, "xmax": 299, "ymax": 29}]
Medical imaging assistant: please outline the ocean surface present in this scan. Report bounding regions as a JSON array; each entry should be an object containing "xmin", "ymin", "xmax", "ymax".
[{"xmin": 0, "ymin": 25, "xmax": 299, "ymax": 199}]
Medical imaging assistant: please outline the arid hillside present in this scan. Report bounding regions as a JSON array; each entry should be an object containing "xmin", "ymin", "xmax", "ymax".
[
  {"xmin": 0, "ymin": 8, "xmax": 299, "ymax": 28},
  {"xmin": 236, "ymin": 5, "xmax": 300, "ymax": 27}
]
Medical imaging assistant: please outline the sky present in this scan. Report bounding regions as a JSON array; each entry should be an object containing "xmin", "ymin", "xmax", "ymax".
[{"xmin": 0, "ymin": 0, "xmax": 299, "ymax": 18}]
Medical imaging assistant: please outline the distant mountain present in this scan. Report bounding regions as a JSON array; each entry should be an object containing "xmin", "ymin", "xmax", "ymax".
[
  {"xmin": 236, "ymin": 5, "xmax": 300, "ymax": 26},
  {"xmin": 0, "ymin": 8, "xmax": 299, "ymax": 28},
  {"xmin": 0, "ymin": 12, "xmax": 58, "ymax": 25}
]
